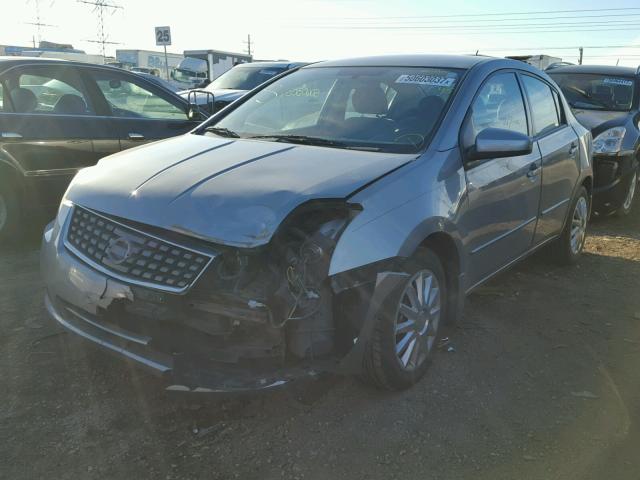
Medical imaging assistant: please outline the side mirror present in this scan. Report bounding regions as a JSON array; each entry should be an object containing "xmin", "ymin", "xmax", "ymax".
[
  {"xmin": 186, "ymin": 89, "xmax": 215, "ymax": 120},
  {"xmin": 467, "ymin": 128, "xmax": 532, "ymax": 161}
]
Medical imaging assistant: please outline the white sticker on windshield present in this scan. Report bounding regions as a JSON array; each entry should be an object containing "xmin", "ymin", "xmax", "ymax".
[
  {"xmin": 603, "ymin": 78, "xmax": 633, "ymax": 87},
  {"xmin": 395, "ymin": 74, "xmax": 456, "ymax": 87}
]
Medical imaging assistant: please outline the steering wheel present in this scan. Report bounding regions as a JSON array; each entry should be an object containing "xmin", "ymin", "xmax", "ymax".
[{"xmin": 394, "ymin": 132, "xmax": 425, "ymax": 148}]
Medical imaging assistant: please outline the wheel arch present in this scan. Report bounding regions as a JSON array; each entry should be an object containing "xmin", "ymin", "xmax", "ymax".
[{"xmin": 413, "ymin": 229, "xmax": 466, "ymax": 324}]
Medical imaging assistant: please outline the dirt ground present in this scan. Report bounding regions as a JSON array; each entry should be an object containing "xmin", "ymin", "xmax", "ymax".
[{"xmin": 1, "ymin": 203, "xmax": 640, "ymax": 480}]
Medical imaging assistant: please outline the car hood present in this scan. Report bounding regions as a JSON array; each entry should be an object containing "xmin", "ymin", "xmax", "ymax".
[
  {"xmin": 68, "ymin": 134, "xmax": 413, "ymax": 248},
  {"xmin": 571, "ymin": 109, "xmax": 630, "ymax": 133},
  {"xmin": 179, "ymin": 89, "xmax": 247, "ymax": 104}
]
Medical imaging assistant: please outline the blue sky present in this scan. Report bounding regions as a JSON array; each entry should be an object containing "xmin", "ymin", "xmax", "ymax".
[{"xmin": 3, "ymin": 0, "xmax": 640, "ymax": 66}]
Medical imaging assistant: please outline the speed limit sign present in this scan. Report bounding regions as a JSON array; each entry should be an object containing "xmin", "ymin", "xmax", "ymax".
[{"xmin": 155, "ymin": 26, "xmax": 171, "ymax": 46}]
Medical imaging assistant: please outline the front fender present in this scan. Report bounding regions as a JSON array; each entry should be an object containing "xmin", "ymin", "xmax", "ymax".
[{"xmin": 329, "ymin": 149, "xmax": 467, "ymax": 277}]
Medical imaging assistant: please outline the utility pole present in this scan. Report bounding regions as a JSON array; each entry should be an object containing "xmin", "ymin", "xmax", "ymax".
[
  {"xmin": 578, "ymin": 47, "xmax": 584, "ymax": 65},
  {"xmin": 77, "ymin": 0, "xmax": 123, "ymax": 61},
  {"xmin": 25, "ymin": 0, "xmax": 57, "ymax": 46},
  {"xmin": 243, "ymin": 34, "xmax": 252, "ymax": 58}
]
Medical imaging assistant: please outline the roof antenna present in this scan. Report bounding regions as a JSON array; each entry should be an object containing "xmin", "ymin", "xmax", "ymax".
[{"xmin": 475, "ymin": 50, "xmax": 479, "ymax": 56}]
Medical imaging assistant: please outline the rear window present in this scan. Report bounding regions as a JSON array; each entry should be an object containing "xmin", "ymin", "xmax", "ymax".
[
  {"xmin": 521, "ymin": 75, "xmax": 561, "ymax": 136},
  {"xmin": 549, "ymin": 72, "xmax": 635, "ymax": 111}
]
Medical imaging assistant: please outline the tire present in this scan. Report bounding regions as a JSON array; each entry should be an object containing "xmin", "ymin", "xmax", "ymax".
[
  {"xmin": 614, "ymin": 167, "xmax": 638, "ymax": 217},
  {"xmin": 361, "ymin": 249, "xmax": 447, "ymax": 391},
  {"xmin": 552, "ymin": 186, "xmax": 589, "ymax": 265},
  {"xmin": 0, "ymin": 178, "xmax": 20, "ymax": 244}
]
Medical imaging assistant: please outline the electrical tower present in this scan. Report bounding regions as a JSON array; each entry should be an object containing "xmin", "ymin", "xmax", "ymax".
[
  {"xmin": 26, "ymin": 0, "xmax": 57, "ymax": 47},
  {"xmin": 77, "ymin": 0, "xmax": 123, "ymax": 59},
  {"xmin": 243, "ymin": 34, "xmax": 253, "ymax": 57}
]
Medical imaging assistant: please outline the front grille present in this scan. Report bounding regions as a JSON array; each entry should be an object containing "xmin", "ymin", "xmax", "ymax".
[{"xmin": 64, "ymin": 206, "xmax": 214, "ymax": 293}]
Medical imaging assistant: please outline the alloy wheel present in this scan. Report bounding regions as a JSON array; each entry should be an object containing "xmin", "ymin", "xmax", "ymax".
[
  {"xmin": 570, "ymin": 196, "xmax": 588, "ymax": 255},
  {"xmin": 622, "ymin": 171, "xmax": 637, "ymax": 212},
  {"xmin": 394, "ymin": 269, "xmax": 441, "ymax": 371}
]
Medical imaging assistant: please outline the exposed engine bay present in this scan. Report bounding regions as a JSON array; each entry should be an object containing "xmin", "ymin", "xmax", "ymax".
[{"xmin": 79, "ymin": 203, "xmax": 372, "ymax": 389}]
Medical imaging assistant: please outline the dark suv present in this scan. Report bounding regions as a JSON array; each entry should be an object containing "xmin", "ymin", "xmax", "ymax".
[
  {"xmin": 0, "ymin": 57, "xmax": 205, "ymax": 242},
  {"xmin": 548, "ymin": 65, "xmax": 639, "ymax": 216}
]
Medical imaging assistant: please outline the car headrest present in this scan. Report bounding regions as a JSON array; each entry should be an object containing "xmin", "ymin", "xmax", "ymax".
[
  {"xmin": 613, "ymin": 85, "xmax": 632, "ymax": 104},
  {"xmin": 351, "ymin": 84, "xmax": 388, "ymax": 115},
  {"xmin": 54, "ymin": 94, "xmax": 88, "ymax": 115},
  {"xmin": 10, "ymin": 88, "xmax": 38, "ymax": 113}
]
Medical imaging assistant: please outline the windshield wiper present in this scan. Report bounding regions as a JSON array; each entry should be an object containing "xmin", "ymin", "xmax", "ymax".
[
  {"xmin": 203, "ymin": 126, "xmax": 240, "ymax": 138},
  {"xmin": 248, "ymin": 134, "xmax": 380, "ymax": 151}
]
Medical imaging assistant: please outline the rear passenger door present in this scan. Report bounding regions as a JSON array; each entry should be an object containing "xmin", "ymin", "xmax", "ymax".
[
  {"xmin": 85, "ymin": 69, "xmax": 200, "ymax": 150},
  {"xmin": 0, "ymin": 64, "xmax": 118, "ymax": 210},
  {"xmin": 520, "ymin": 74, "xmax": 580, "ymax": 243}
]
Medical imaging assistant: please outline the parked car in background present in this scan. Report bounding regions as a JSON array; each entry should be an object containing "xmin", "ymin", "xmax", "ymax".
[
  {"xmin": 133, "ymin": 71, "xmax": 182, "ymax": 93},
  {"xmin": 0, "ymin": 57, "xmax": 207, "ymax": 242},
  {"xmin": 179, "ymin": 61, "xmax": 307, "ymax": 113},
  {"xmin": 548, "ymin": 65, "xmax": 639, "ymax": 216},
  {"xmin": 131, "ymin": 66, "xmax": 160, "ymax": 76},
  {"xmin": 42, "ymin": 55, "xmax": 592, "ymax": 393}
]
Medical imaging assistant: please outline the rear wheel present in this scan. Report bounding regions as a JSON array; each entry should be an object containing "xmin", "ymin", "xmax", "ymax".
[
  {"xmin": 614, "ymin": 168, "xmax": 637, "ymax": 217},
  {"xmin": 0, "ymin": 179, "xmax": 19, "ymax": 244},
  {"xmin": 552, "ymin": 186, "xmax": 589, "ymax": 265},
  {"xmin": 362, "ymin": 249, "xmax": 446, "ymax": 391}
]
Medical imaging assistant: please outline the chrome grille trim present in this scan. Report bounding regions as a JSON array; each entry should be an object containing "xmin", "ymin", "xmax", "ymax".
[{"xmin": 64, "ymin": 205, "xmax": 215, "ymax": 294}]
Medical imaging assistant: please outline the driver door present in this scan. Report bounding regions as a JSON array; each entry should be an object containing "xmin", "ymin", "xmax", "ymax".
[
  {"xmin": 460, "ymin": 72, "xmax": 543, "ymax": 288},
  {"xmin": 84, "ymin": 68, "xmax": 201, "ymax": 151}
]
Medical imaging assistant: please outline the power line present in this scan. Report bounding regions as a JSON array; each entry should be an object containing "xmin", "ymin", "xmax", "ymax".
[
  {"xmin": 296, "ymin": 25, "xmax": 640, "ymax": 35},
  {"xmin": 298, "ymin": 7, "xmax": 640, "ymax": 21},
  {"xmin": 299, "ymin": 20, "xmax": 640, "ymax": 30},
  {"xmin": 300, "ymin": 12, "xmax": 640, "ymax": 26}
]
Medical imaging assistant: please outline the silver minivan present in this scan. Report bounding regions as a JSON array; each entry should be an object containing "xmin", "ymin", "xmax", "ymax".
[{"xmin": 41, "ymin": 55, "xmax": 593, "ymax": 392}]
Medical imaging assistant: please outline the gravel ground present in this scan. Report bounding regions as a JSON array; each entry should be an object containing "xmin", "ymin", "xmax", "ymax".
[{"xmin": 1, "ymin": 204, "xmax": 639, "ymax": 480}]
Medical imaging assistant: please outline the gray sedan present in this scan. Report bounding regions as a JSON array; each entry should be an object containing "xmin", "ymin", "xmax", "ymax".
[{"xmin": 41, "ymin": 55, "xmax": 593, "ymax": 392}]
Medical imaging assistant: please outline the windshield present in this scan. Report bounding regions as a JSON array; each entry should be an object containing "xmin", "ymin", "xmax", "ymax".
[
  {"xmin": 549, "ymin": 73, "xmax": 635, "ymax": 111},
  {"xmin": 205, "ymin": 66, "xmax": 462, "ymax": 153},
  {"xmin": 206, "ymin": 65, "xmax": 288, "ymax": 91}
]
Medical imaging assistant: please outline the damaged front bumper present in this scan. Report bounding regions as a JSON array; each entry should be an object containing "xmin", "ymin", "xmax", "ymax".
[{"xmin": 40, "ymin": 207, "xmax": 409, "ymax": 393}]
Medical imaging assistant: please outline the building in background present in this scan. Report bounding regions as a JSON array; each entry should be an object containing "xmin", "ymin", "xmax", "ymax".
[
  {"xmin": 182, "ymin": 49, "xmax": 252, "ymax": 81},
  {"xmin": 507, "ymin": 55, "xmax": 563, "ymax": 70},
  {"xmin": 0, "ymin": 41, "xmax": 108, "ymax": 64},
  {"xmin": 116, "ymin": 49, "xmax": 184, "ymax": 76}
]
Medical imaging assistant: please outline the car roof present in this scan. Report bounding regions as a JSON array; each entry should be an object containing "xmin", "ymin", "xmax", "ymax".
[
  {"xmin": 235, "ymin": 61, "xmax": 306, "ymax": 69},
  {"xmin": 304, "ymin": 54, "xmax": 497, "ymax": 70},
  {"xmin": 547, "ymin": 64, "xmax": 638, "ymax": 77}
]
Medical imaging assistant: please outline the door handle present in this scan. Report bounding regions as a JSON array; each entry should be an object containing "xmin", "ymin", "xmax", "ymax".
[
  {"xmin": 1, "ymin": 132, "xmax": 23, "ymax": 139},
  {"xmin": 569, "ymin": 143, "xmax": 578, "ymax": 155},
  {"xmin": 128, "ymin": 132, "xmax": 145, "ymax": 141},
  {"xmin": 526, "ymin": 163, "xmax": 541, "ymax": 179}
]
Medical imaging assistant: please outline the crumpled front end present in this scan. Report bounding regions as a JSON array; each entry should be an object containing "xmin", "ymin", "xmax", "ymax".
[{"xmin": 41, "ymin": 200, "xmax": 388, "ymax": 392}]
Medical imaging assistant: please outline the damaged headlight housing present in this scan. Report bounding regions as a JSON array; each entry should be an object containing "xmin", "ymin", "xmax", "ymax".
[{"xmin": 593, "ymin": 127, "xmax": 626, "ymax": 155}]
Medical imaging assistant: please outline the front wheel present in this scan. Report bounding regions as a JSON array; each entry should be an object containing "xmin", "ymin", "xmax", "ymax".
[
  {"xmin": 361, "ymin": 249, "xmax": 447, "ymax": 391},
  {"xmin": 614, "ymin": 168, "xmax": 638, "ymax": 217},
  {"xmin": 552, "ymin": 186, "xmax": 589, "ymax": 265}
]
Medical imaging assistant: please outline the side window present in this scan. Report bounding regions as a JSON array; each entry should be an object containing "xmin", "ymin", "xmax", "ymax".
[
  {"xmin": 521, "ymin": 75, "xmax": 561, "ymax": 136},
  {"xmin": 9, "ymin": 67, "xmax": 93, "ymax": 115},
  {"xmin": 90, "ymin": 71, "xmax": 187, "ymax": 120},
  {"xmin": 471, "ymin": 73, "xmax": 528, "ymax": 137},
  {"xmin": 551, "ymin": 89, "xmax": 565, "ymax": 124}
]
